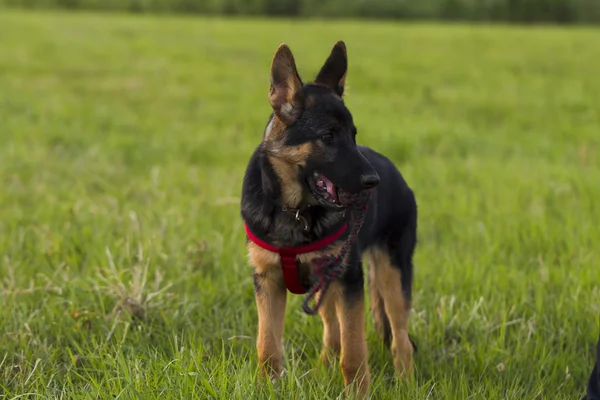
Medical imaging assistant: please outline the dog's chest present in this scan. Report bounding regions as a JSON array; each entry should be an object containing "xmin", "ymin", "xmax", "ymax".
[
  {"xmin": 296, "ymin": 259, "xmax": 319, "ymax": 289},
  {"xmin": 247, "ymin": 241, "xmax": 344, "ymax": 288}
]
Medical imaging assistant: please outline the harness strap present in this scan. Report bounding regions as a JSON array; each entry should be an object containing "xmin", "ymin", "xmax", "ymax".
[{"xmin": 243, "ymin": 221, "xmax": 349, "ymax": 294}]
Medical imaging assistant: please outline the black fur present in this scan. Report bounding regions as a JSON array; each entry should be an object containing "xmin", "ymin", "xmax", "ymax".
[{"xmin": 252, "ymin": 271, "xmax": 262, "ymax": 294}]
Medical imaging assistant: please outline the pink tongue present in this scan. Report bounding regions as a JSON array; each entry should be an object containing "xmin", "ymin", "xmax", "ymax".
[{"xmin": 324, "ymin": 178, "xmax": 338, "ymax": 201}]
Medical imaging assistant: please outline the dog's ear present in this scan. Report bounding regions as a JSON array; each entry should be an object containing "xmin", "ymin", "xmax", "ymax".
[
  {"xmin": 269, "ymin": 43, "xmax": 304, "ymax": 125},
  {"xmin": 315, "ymin": 41, "xmax": 347, "ymax": 97}
]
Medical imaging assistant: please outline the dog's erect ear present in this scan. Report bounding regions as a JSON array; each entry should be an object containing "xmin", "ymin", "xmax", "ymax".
[
  {"xmin": 315, "ymin": 41, "xmax": 347, "ymax": 97},
  {"xmin": 269, "ymin": 43, "xmax": 304, "ymax": 125}
]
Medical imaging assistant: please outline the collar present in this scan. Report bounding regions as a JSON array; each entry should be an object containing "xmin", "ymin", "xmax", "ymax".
[
  {"xmin": 280, "ymin": 204, "xmax": 311, "ymax": 231},
  {"xmin": 244, "ymin": 221, "xmax": 349, "ymax": 294}
]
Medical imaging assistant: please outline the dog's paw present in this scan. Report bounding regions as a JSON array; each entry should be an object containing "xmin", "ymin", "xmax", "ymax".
[{"xmin": 320, "ymin": 347, "xmax": 340, "ymax": 368}]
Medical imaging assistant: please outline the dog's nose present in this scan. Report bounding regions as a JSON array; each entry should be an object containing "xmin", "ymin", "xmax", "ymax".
[{"xmin": 360, "ymin": 173, "xmax": 380, "ymax": 189}]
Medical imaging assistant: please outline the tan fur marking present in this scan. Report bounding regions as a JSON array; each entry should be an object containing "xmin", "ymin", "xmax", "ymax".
[
  {"xmin": 280, "ymin": 102, "xmax": 293, "ymax": 119},
  {"xmin": 267, "ymin": 156, "xmax": 304, "ymax": 208},
  {"xmin": 297, "ymin": 241, "xmax": 342, "ymax": 264},
  {"xmin": 339, "ymin": 74, "xmax": 346, "ymax": 90},
  {"xmin": 248, "ymin": 241, "xmax": 344, "ymax": 273},
  {"xmin": 269, "ymin": 44, "xmax": 303, "ymax": 124},
  {"xmin": 263, "ymin": 119, "xmax": 275, "ymax": 140},
  {"xmin": 285, "ymin": 142, "xmax": 313, "ymax": 165},
  {"xmin": 264, "ymin": 117, "xmax": 286, "ymax": 143},
  {"xmin": 318, "ymin": 285, "xmax": 341, "ymax": 366},
  {"xmin": 248, "ymin": 242, "xmax": 287, "ymax": 380},
  {"xmin": 263, "ymin": 114, "xmax": 310, "ymax": 152},
  {"xmin": 267, "ymin": 142, "xmax": 313, "ymax": 209},
  {"xmin": 368, "ymin": 264, "xmax": 388, "ymax": 341},
  {"xmin": 285, "ymin": 75, "xmax": 299, "ymax": 104},
  {"xmin": 248, "ymin": 242, "xmax": 280, "ymax": 272},
  {"xmin": 248, "ymin": 241, "xmax": 353, "ymax": 384},
  {"xmin": 334, "ymin": 282, "xmax": 370, "ymax": 399},
  {"xmin": 369, "ymin": 249, "xmax": 414, "ymax": 378}
]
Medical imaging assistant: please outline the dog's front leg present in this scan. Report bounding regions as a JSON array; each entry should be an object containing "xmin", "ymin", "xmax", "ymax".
[
  {"xmin": 253, "ymin": 268, "xmax": 287, "ymax": 380},
  {"xmin": 318, "ymin": 287, "xmax": 341, "ymax": 367}
]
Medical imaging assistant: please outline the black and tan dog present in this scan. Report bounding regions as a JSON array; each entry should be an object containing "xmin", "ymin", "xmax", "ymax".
[{"xmin": 241, "ymin": 41, "xmax": 417, "ymax": 398}]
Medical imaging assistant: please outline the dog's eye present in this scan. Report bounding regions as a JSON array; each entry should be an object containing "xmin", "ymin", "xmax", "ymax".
[{"xmin": 321, "ymin": 133, "xmax": 334, "ymax": 143}]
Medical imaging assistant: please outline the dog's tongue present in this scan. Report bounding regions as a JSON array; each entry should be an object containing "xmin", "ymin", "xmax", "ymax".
[{"xmin": 321, "ymin": 175, "xmax": 338, "ymax": 201}]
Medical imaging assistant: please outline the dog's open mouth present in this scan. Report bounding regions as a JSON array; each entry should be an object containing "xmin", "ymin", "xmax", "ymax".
[{"xmin": 308, "ymin": 171, "xmax": 345, "ymax": 209}]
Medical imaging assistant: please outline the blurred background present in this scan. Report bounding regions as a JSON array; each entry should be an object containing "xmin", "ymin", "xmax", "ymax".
[
  {"xmin": 2, "ymin": 0, "xmax": 600, "ymax": 23},
  {"xmin": 1, "ymin": 1, "xmax": 599, "ymax": 399}
]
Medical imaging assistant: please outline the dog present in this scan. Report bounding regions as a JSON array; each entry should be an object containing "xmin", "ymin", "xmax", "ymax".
[{"xmin": 240, "ymin": 40, "xmax": 418, "ymax": 398}]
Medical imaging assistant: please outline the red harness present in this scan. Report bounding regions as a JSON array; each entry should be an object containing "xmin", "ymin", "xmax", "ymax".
[{"xmin": 244, "ymin": 222, "xmax": 349, "ymax": 294}]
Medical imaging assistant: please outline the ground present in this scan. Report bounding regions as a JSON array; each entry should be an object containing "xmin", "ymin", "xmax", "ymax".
[{"xmin": 0, "ymin": 9, "xmax": 599, "ymax": 399}]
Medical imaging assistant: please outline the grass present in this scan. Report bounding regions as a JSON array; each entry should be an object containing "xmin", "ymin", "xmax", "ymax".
[{"xmin": 0, "ymin": 9, "xmax": 599, "ymax": 399}]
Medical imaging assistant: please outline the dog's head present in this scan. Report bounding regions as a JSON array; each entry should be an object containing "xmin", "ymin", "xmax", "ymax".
[{"xmin": 262, "ymin": 41, "xmax": 379, "ymax": 210}]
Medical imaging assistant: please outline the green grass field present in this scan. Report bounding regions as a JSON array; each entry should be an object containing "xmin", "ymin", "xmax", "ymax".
[{"xmin": 1, "ymin": 9, "xmax": 599, "ymax": 399}]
